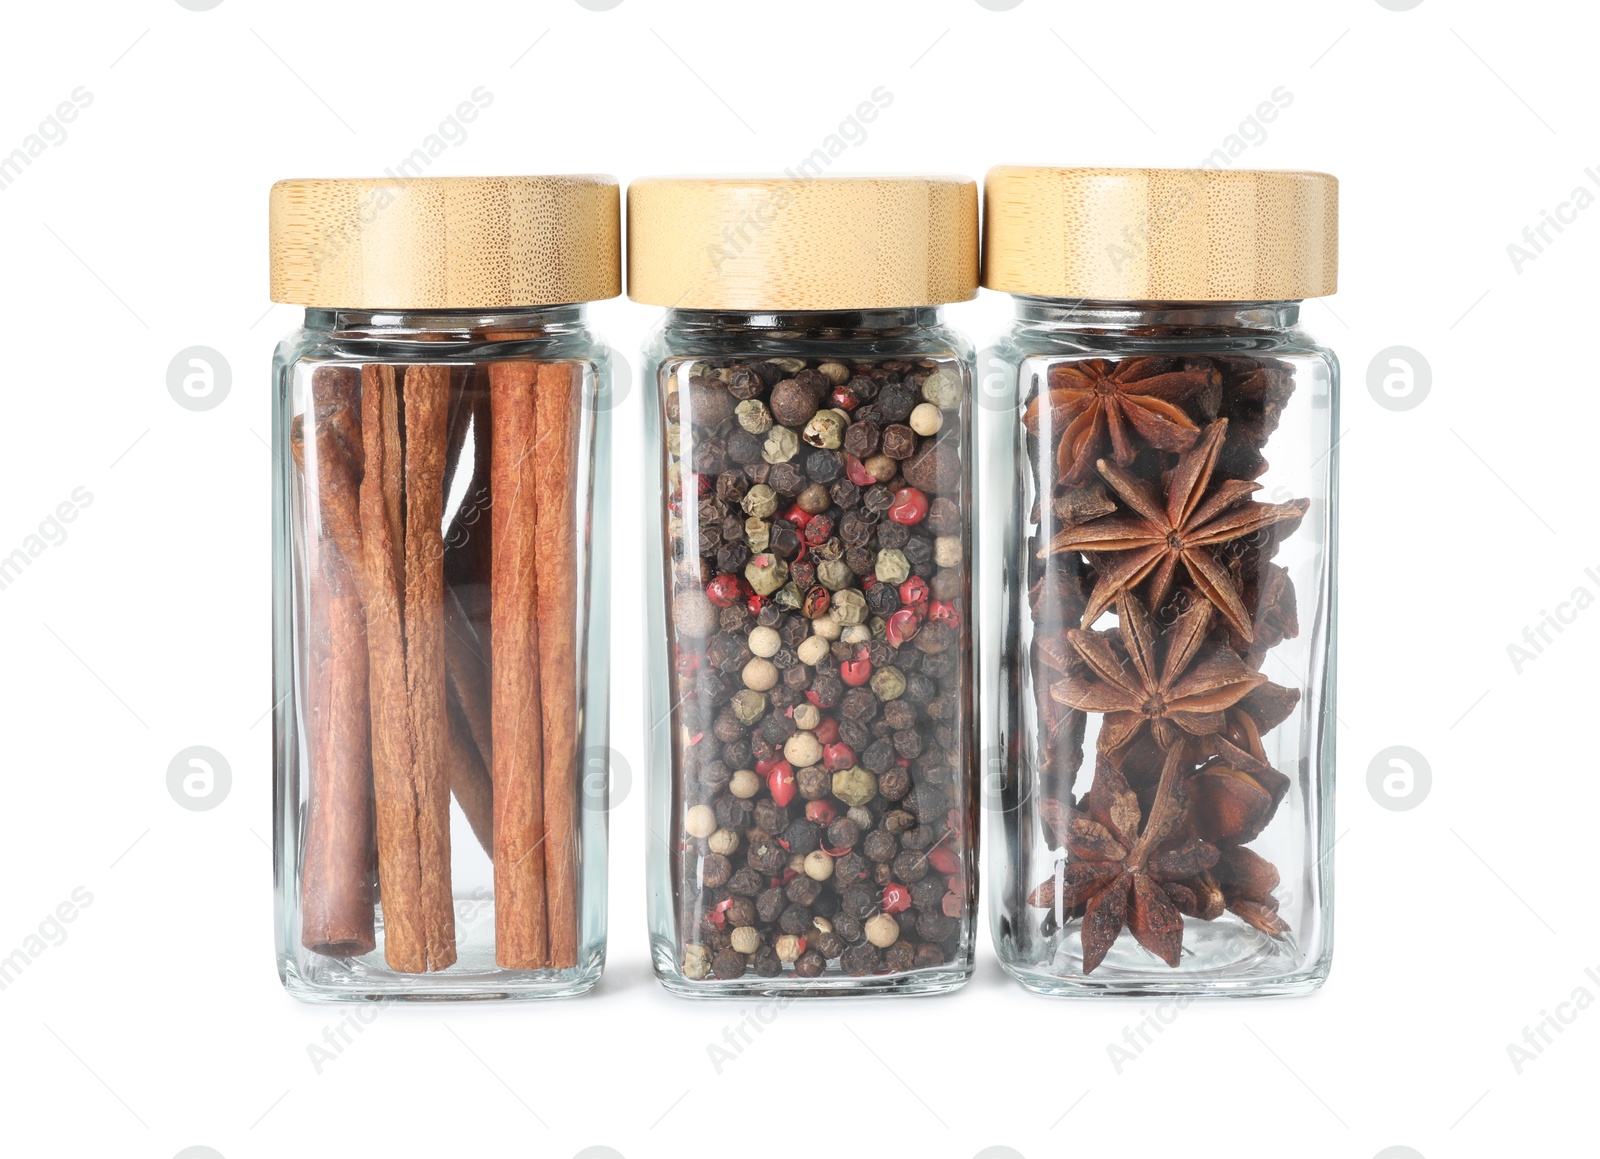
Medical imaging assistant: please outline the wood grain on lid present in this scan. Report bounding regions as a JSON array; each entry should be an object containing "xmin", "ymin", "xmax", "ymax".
[
  {"xmin": 627, "ymin": 176, "xmax": 978, "ymax": 310},
  {"xmin": 269, "ymin": 176, "xmax": 621, "ymax": 309},
  {"xmin": 982, "ymin": 167, "xmax": 1337, "ymax": 301}
]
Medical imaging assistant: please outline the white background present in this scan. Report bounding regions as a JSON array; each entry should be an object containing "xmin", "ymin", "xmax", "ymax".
[{"xmin": 0, "ymin": 1, "xmax": 1594, "ymax": 1157}]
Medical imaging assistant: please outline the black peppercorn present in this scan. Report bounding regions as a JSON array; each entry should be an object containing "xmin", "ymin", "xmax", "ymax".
[
  {"xmin": 712, "ymin": 948, "xmax": 748, "ymax": 979},
  {"xmin": 914, "ymin": 943, "xmax": 946, "ymax": 968},
  {"xmin": 840, "ymin": 942, "xmax": 881, "ymax": 976},
  {"xmin": 756, "ymin": 887, "xmax": 786, "ymax": 924},
  {"xmin": 815, "ymin": 930, "xmax": 846, "ymax": 959},
  {"xmin": 794, "ymin": 949, "xmax": 826, "ymax": 977},
  {"xmin": 891, "ymin": 849, "xmax": 928, "ymax": 883},
  {"xmin": 753, "ymin": 800, "xmax": 788, "ymax": 834},
  {"xmin": 785, "ymin": 875, "xmax": 823, "ymax": 907},
  {"xmin": 779, "ymin": 904, "xmax": 813, "ymax": 935},
  {"xmin": 752, "ymin": 947, "xmax": 783, "ymax": 977},
  {"xmin": 782, "ymin": 818, "xmax": 820, "ymax": 856},
  {"xmin": 862, "ymin": 829, "xmax": 898, "ymax": 863},
  {"xmin": 832, "ymin": 913, "xmax": 863, "ymax": 942},
  {"xmin": 883, "ymin": 941, "xmax": 916, "ymax": 974},
  {"xmin": 702, "ymin": 853, "xmax": 733, "ymax": 888},
  {"xmin": 878, "ymin": 767, "xmax": 912, "ymax": 801},
  {"xmin": 827, "ymin": 817, "xmax": 861, "ymax": 848},
  {"xmin": 747, "ymin": 834, "xmax": 788, "ymax": 875},
  {"xmin": 841, "ymin": 882, "xmax": 878, "ymax": 919},
  {"xmin": 834, "ymin": 852, "xmax": 870, "ymax": 884}
]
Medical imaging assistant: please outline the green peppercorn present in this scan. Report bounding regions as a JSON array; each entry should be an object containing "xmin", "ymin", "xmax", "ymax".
[
  {"xmin": 870, "ymin": 666, "xmax": 907, "ymax": 701},
  {"xmin": 802, "ymin": 409, "xmax": 847, "ymax": 450},
  {"xmin": 832, "ymin": 766, "xmax": 878, "ymax": 807},
  {"xmin": 745, "ymin": 552, "xmax": 788, "ymax": 596},
  {"xmin": 762, "ymin": 425, "xmax": 801, "ymax": 464},
  {"xmin": 816, "ymin": 558, "xmax": 853, "ymax": 592},
  {"xmin": 922, "ymin": 367, "xmax": 963, "ymax": 410},
  {"xmin": 683, "ymin": 943, "xmax": 712, "ymax": 980},
  {"xmin": 874, "ymin": 548, "xmax": 911, "ymax": 585},
  {"xmin": 741, "ymin": 484, "xmax": 778, "ymax": 519},
  {"xmin": 830, "ymin": 589, "xmax": 868, "ymax": 626},
  {"xmin": 736, "ymin": 398, "xmax": 773, "ymax": 433}
]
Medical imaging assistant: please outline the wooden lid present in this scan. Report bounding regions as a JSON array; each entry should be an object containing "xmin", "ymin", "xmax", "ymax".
[
  {"xmin": 627, "ymin": 176, "xmax": 978, "ymax": 310},
  {"xmin": 983, "ymin": 167, "xmax": 1337, "ymax": 301},
  {"xmin": 269, "ymin": 175, "xmax": 621, "ymax": 308}
]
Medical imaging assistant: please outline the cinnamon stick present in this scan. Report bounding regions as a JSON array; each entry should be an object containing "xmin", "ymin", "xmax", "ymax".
[
  {"xmin": 446, "ymin": 694, "xmax": 495, "ymax": 855},
  {"xmin": 360, "ymin": 363, "xmax": 455, "ymax": 972},
  {"xmin": 400, "ymin": 364, "xmax": 457, "ymax": 964},
  {"xmin": 535, "ymin": 362, "xmax": 584, "ymax": 968},
  {"xmin": 294, "ymin": 366, "xmax": 376, "ymax": 957},
  {"xmin": 489, "ymin": 360, "xmax": 548, "ymax": 968}
]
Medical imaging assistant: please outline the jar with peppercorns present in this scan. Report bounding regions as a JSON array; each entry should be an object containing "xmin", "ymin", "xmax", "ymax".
[
  {"xmin": 981, "ymin": 167, "xmax": 1339, "ymax": 996},
  {"xmin": 630, "ymin": 176, "xmax": 980, "ymax": 995}
]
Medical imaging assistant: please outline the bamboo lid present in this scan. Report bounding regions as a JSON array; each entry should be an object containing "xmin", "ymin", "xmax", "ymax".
[
  {"xmin": 983, "ymin": 167, "xmax": 1337, "ymax": 301},
  {"xmin": 269, "ymin": 175, "xmax": 621, "ymax": 309},
  {"xmin": 627, "ymin": 176, "xmax": 978, "ymax": 310}
]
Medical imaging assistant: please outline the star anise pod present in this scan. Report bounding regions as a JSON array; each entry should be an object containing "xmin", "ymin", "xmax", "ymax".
[
  {"xmin": 1023, "ymin": 357, "xmax": 1216, "ymax": 485},
  {"xmin": 1044, "ymin": 419, "xmax": 1308, "ymax": 640},
  {"xmin": 1029, "ymin": 751, "xmax": 1220, "ymax": 970},
  {"xmin": 1050, "ymin": 594, "xmax": 1267, "ymax": 757},
  {"xmin": 1212, "ymin": 844, "xmax": 1290, "ymax": 936}
]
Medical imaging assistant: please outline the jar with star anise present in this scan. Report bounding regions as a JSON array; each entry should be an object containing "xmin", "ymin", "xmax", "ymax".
[
  {"xmin": 981, "ymin": 167, "xmax": 1339, "ymax": 996},
  {"xmin": 629, "ymin": 176, "xmax": 981, "ymax": 995}
]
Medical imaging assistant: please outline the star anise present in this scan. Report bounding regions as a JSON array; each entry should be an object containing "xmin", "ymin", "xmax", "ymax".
[
  {"xmin": 1212, "ymin": 844, "xmax": 1290, "ymax": 936},
  {"xmin": 1029, "ymin": 751, "xmax": 1220, "ymax": 970},
  {"xmin": 1050, "ymin": 594, "xmax": 1267, "ymax": 757},
  {"xmin": 1024, "ymin": 358, "xmax": 1216, "ymax": 485},
  {"xmin": 1044, "ymin": 419, "xmax": 1308, "ymax": 640}
]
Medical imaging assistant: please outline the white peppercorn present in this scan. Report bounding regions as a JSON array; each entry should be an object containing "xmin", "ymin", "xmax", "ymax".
[
  {"xmin": 742, "ymin": 657, "xmax": 779, "ymax": 691},
  {"xmin": 730, "ymin": 926, "xmax": 761, "ymax": 954},
  {"xmin": 933, "ymin": 535, "xmax": 962, "ymax": 567},
  {"xmin": 796, "ymin": 635, "xmax": 831, "ymax": 666},
  {"xmin": 792, "ymin": 702, "xmax": 822, "ymax": 731},
  {"xmin": 816, "ymin": 361, "xmax": 851, "ymax": 385},
  {"xmin": 784, "ymin": 732, "xmax": 823, "ymax": 768},
  {"xmin": 803, "ymin": 850, "xmax": 835, "ymax": 881},
  {"xmin": 909, "ymin": 401, "xmax": 944, "ymax": 436},
  {"xmin": 864, "ymin": 913, "xmax": 900, "ymax": 948},
  {"xmin": 685, "ymin": 804, "xmax": 717, "ymax": 839},
  {"xmin": 775, "ymin": 934, "xmax": 804, "ymax": 962},
  {"xmin": 708, "ymin": 828, "xmax": 741, "ymax": 856},
  {"xmin": 729, "ymin": 769, "xmax": 761, "ymax": 798},
  {"xmin": 812, "ymin": 616, "xmax": 843, "ymax": 641},
  {"xmin": 747, "ymin": 625, "xmax": 782, "ymax": 657},
  {"xmin": 841, "ymin": 623, "xmax": 872, "ymax": 646}
]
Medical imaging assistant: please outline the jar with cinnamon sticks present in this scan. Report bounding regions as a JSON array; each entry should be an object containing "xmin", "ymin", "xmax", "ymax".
[
  {"xmin": 270, "ymin": 175, "xmax": 619, "ymax": 999},
  {"xmin": 630, "ymin": 176, "xmax": 981, "ymax": 995},
  {"xmin": 981, "ymin": 167, "xmax": 1340, "ymax": 996}
]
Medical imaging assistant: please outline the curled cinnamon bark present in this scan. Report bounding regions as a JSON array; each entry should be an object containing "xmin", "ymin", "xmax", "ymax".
[
  {"xmin": 536, "ymin": 362, "xmax": 584, "ymax": 969},
  {"xmin": 294, "ymin": 365, "xmax": 375, "ymax": 957},
  {"xmin": 489, "ymin": 361, "xmax": 548, "ymax": 968},
  {"xmin": 361, "ymin": 364, "xmax": 456, "ymax": 973}
]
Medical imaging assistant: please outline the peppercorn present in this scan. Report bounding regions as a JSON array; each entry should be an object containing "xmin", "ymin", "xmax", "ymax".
[
  {"xmin": 753, "ymin": 799, "xmax": 788, "ymax": 834},
  {"xmin": 712, "ymin": 948, "xmax": 747, "ymax": 979},
  {"xmin": 747, "ymin": 834, "xmax": 788, "ymax": 875},
  {"xmin": 833, "ymin": 851, "xmax": 870, "ymax": 885},
  {"xmin": 794, "ymin": 949, "xmax": 826, "ymax": 977},
  {"xmin": 755, "ymin": 887, "xmax": 786, "ymax": 924},
  {"xmin": 840, "ymin": 942, "xmax": 881, "ymax": 976},
  {"xmin": 862, "ymin": 829, "xmax": 898, "ymax": 863},
  {"xmin": 763, "ymin": 426, "xmax": 801, "ymax": 464},
  {"xmin": 796, "ymin": 765, "xmax": 831, "ymax": 800}
]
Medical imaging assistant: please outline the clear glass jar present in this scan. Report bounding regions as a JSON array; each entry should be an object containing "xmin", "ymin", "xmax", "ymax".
[
  {"xmin": 986, "ymin": 297, "xmax": 1337, "ymax": 996},
  {"xmin": 642, "ymin": 308, "xmax": 979, "ymax": 995},
  {"xmin": 272, "ymin": 306, "xmax": 614, "ymax": 1000}
]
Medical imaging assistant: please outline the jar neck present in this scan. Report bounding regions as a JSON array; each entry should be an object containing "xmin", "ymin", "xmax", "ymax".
[
  {"xmin": 303, "ymin": 304, "xmax": 587, "ymax": 343},
  {"xmin": 1011, "ymin": 297, "xmax": 1300, "ymax": 336},
  {"xmin": 664, "ymin": 307, "xmax": 940, "ymax": 340}
]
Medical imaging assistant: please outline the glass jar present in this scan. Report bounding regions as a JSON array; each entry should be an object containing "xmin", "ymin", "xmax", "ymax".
[
  {"xmin": 630, "ymin": 176, "xmax": 981, "ymax": 995},
  {"xmin": 269, "ymin": 176, "xmax": 621, "ymax": 1000},
  {"xmin": 981, "ymin": 167, "xmax": 1339, "ymax": 996}
]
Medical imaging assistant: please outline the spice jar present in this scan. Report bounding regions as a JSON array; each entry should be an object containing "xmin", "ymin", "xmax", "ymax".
[
  {"xmin": 982, "ymin": 167, "xmax": 1339, "ymax": 996},
  {"xmin": 630, "ymin": 176, "xmax": 980, "ymax": 995},
  {"xmin": 270, "ymin": 175, "xmax": 620, "ymax": 999}
]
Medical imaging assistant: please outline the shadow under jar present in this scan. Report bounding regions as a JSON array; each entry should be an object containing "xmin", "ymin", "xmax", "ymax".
[
  {"xmin": 630, "ymin": 176, "xmax": 981, "ymax": 995},
  {"xmin": 269, "ymin": 176, "xmax": 620, "ymax": 1000},
  {"xmin": 982, "ymin": 167, "xmax": 1340, "ymax": 997}
]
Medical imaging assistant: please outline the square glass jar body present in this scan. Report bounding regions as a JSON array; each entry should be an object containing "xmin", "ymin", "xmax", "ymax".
[
  {"xmin": 642, "ymin": 308, "xmax": 979, "ymax": 997},
  {"xmin": 984, "ymin": 298, "xmax": 1337, "ymax": 998},
  {"xmin": 272, "ymin": 306, "xmax": 613, "ymax": 1001}
]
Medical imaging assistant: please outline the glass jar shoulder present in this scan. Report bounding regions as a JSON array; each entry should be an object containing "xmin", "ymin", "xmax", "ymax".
[
  {"xmin": 275, "ymin": 307, "xmax": 604, "ymax": 373},
  {"xmin": 643, "ymin": 311, "xmax": 974, "ymax": 371}
]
